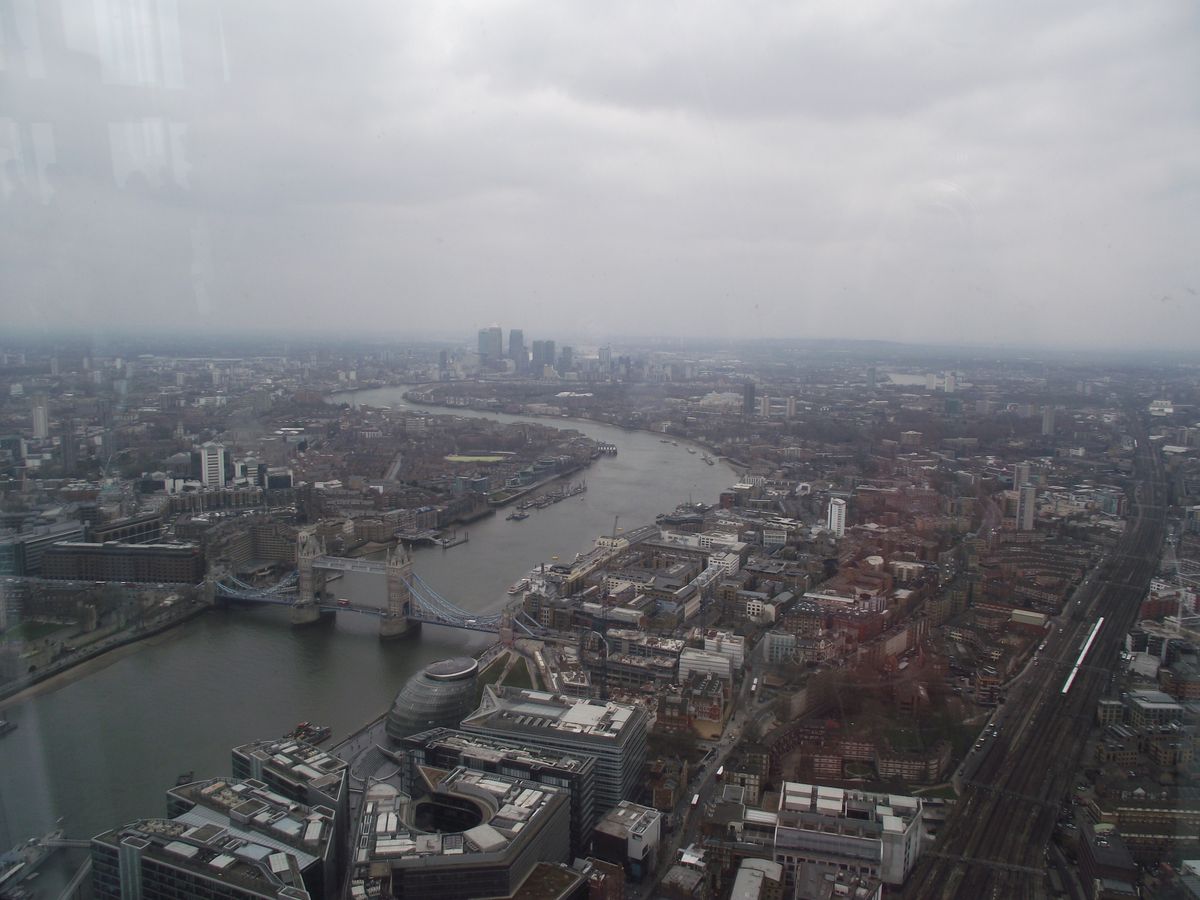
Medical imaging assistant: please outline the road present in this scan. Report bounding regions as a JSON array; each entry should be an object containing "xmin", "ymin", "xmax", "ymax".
[
  {"xmin": 906, "ymin": 413, "xmax": 1167, "ymax": 898},
  {"xmin": 639, "ymin": 652, "xmax": 776, "ymax": 899}
]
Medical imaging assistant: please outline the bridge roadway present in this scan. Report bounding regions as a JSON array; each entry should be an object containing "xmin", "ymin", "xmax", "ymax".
[
  {"xmin": 311, "ymin": 555, "xmax": 387, "ymax": 575},
  {"xmin": 906, "ymin": 415, "xmax": 1167, "ymax": 899}
]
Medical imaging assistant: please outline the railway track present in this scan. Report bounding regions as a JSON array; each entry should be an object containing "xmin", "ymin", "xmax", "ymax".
[{"xmin": 907, "ymin": 418, "xmax": 1166, "ymax": 899}]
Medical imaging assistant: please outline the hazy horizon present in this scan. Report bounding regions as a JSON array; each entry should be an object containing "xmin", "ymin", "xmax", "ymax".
[{"xmin": 4, "ymin": 326, "xmax": 1197, "ymax": 368}]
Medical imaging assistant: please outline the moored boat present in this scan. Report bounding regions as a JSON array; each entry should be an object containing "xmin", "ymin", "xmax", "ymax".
[{"xmin": 285, "ymin": 721, "xmax": 332, "ymax": 744}]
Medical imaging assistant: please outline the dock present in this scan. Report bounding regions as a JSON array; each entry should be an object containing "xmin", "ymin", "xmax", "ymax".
[{"xmin": 437, "ymin": 531, "xmax": 468, "ymax": 549}]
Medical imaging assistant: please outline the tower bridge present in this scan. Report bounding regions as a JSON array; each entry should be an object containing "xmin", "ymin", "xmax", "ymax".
[{"xmin": 212, "ymin": 528, "xmax": 542, "ymax": 640}]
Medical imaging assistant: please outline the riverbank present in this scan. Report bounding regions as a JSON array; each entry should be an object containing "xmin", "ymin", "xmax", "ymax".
[
  {"xmin": 329, "ymin": 639, "xmax": 507, "ymax": 761},
  {"xmin": 0, "ymin": 604, "xmax": 210, "ymax": 708},
  {"xmin": 355, "ymin": 387, "xmax": 738, "ymax": 471},
  {"xmin": 2, "ymin": 395, "xmax": 733, "ymax": 854},
  {"xmin": 487, "ymin": 463, "xmax": 587, "ymax": 508}
]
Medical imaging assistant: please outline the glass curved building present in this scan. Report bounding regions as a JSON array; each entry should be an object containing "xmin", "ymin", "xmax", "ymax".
[{"xmin": 385, "ymin": 657, "xmax": 480, "ymax": 742}]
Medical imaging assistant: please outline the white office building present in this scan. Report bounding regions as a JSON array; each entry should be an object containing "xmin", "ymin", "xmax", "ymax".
[
  {"xmin": 774, "ymin": 783, "xmax": 924, "ymax": 890},
  {"xmin": 678, "ymin": 648, "xmax": 733, "ymax": 683},
  {"xmin": 31, "ymin": 397, "xmax": 48, "ymax": 439},
  {"xmin": 461, "ymin": 687, "xmax": 648, "ymax": 815},
  {"xmin": 827, "ymin": 498, "xmax": 846, "ymax": 539},
  {"xmin": 200, "ymin": 441, "xmax": 227, "ymax": 487},
  {"xmin": 703, "ymin": 630, "xmax": 745, "ymax": 669}
]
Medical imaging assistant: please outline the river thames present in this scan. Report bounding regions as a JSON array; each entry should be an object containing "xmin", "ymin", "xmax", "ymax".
[{"xmin": 0, "ymin": 387, "xmax": 734, "ymax": 858}]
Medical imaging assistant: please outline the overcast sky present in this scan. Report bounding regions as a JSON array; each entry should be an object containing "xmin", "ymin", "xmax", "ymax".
[{"xmin": 2, "ymin": 0, "xmax": 1197, "ymax": 349}]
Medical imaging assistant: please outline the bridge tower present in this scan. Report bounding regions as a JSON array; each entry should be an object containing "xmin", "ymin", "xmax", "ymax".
[
  {"xmin": 293, "ymin": 529, "xmax": 327, "ymax": 626},
  {"xmin": 379, "ymin": 546, "xmax": 419, "ymax": 639},
  {"xmin": 203, "ymin": 564, "xmax": 228, "ymax": 607}
]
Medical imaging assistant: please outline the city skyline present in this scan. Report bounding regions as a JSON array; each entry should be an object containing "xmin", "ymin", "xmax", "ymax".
[{"xmin": 0, "ymin": 333, "xmax": 1193, "ymax": 896}]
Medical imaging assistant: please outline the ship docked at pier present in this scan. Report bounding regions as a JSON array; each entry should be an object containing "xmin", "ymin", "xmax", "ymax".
[
  {"xmin": 0, "ymin": 826, "xmax": 65, "ymax": 895},
  {"xmin": 514, "ymin": 479, "xmax": 587, "ymax": 512},
  {"xmin": 284, "ymin": 721, "xmax": 332, "ymax": 744}
]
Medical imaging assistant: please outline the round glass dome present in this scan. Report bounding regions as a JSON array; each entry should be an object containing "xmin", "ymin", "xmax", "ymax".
[{"xmin": 385, "ymin": 656, "xmax": 479, "ymax": 743}]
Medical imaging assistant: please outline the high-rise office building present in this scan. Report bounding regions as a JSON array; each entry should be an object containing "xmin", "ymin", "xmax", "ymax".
[
  {"xmin": 558, "ymin": 345, "xmax": 573, "ymax": 374},
  {"xmin": 743, "ymin": 382, "xmax": 756, "ymax": 416},
  {"xmin": 1017, "ymin": 483, "xmax": 1037, "ymax": 531},
  {"xmin": 61, "ymin": 417, "xmax": 78, "ymax": 475},
  {"xmin": 866, "ymin": 367, "xmax": 877, "ymax": 391},
  {"xmin": 461, "ymin": 686, "xmax": 648, "ymax": 815},
  {"xmin": 1012, "ymin": 462, "xmax": 1031, "ymax": 491},
  {"xmin": 200, "ymin": 442, "xmax": 227, "ymax": 487},
  {"xmin": 531, "ymin": 340, "xmax": 556, "ymax": 375},
  {"xmin": 1042, "ymin": 406, "xmax": 1056, "ymax": 436},
  {"xmin": 507, "ymin": 328, "xmax": 525, "ymax": 368},
  {"xmin": 477, "ymin": 326, "xmax": 503, "ymax": 361},
  {"xmin": 827, "ymin": 498, "xmax": 846, "ymax": 538},
  {"xmin": 31, "ymin": 395, "xmax": 48, "ymax": 439}
]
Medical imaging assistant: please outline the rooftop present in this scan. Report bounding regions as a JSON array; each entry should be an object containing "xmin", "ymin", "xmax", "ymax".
[
  {"xmin": 777, "ymin": 782, "xmax": 922, "ymax": 836},
  {"xmin": 356, "ymin": 765, "xmax": 568, "ymax": 864},
  {"xmin": 509, "ymin": 862, "xmax": 585, "ymax": 900},
  {"xmin": 168, "ymin": 778, "xmax": 333, "ymax": 863},
  {"xmin": 403, "ymin": 728, "xmax": 594, "ymax": 774},
  {"xmin": 462, "ymin": 687, "xmax": 643, "ymax": 744},
  {"xmin": 233, "ymin": 737, "xmax": 348, "ymax": 793},
  {"xmin": 594, "ymin": 801, "xmax": 660, "ymax": 841},
  {"xmin": 426, "ymin": 657, "xmax": 479, "ymax": 681},
  {"xmin": 95, "ymin": 810, "xmax": 317, "ymax": 900}
]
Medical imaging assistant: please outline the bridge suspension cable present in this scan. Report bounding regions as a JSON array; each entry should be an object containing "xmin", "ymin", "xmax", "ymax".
[
  {"xmin": 407, "ymin": 572, "xmax": 503, "ymax": 626},
  {"xmin": 214, "ymin": 563, "xmax": 506, "ymax": 633}
]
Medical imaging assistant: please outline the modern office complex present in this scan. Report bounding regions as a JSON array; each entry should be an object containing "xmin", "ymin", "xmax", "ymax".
[
  {"xmin": 93, "ymin": 778, "xmax": 337, "ymax": 900},
  {"xmin": 393, "ymin": 727, "xmax": 597, "ymax": 858},
  {"xmin": 461, "ymin": 687, "xmax": 648, "ymax": 815},
  {"xmin": 230, "ymin": 738, "xmax": 348, "ymax": 813},
  {"xmin": 347, "ymin": 766, "xmax": 571, "ymax": 900},
  {"xmin": 508, "ymin": 329, "xmax": 525, "ymax": 367},
  {"xmin": 477, "ymin": 326, "xmax": 503, "ymax": 361},
  {"xmin": 230, "ymin": 738, "xmax": 350, "ymax": 867},
  {"xmin": 0, "ymin": 522, "xmax": 85, "ymax": 576}
]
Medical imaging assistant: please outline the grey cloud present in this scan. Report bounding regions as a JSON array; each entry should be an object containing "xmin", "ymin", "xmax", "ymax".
[{"xmin": 0, "ymin": 0, "xmax": 1197, "ymax": 347}]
